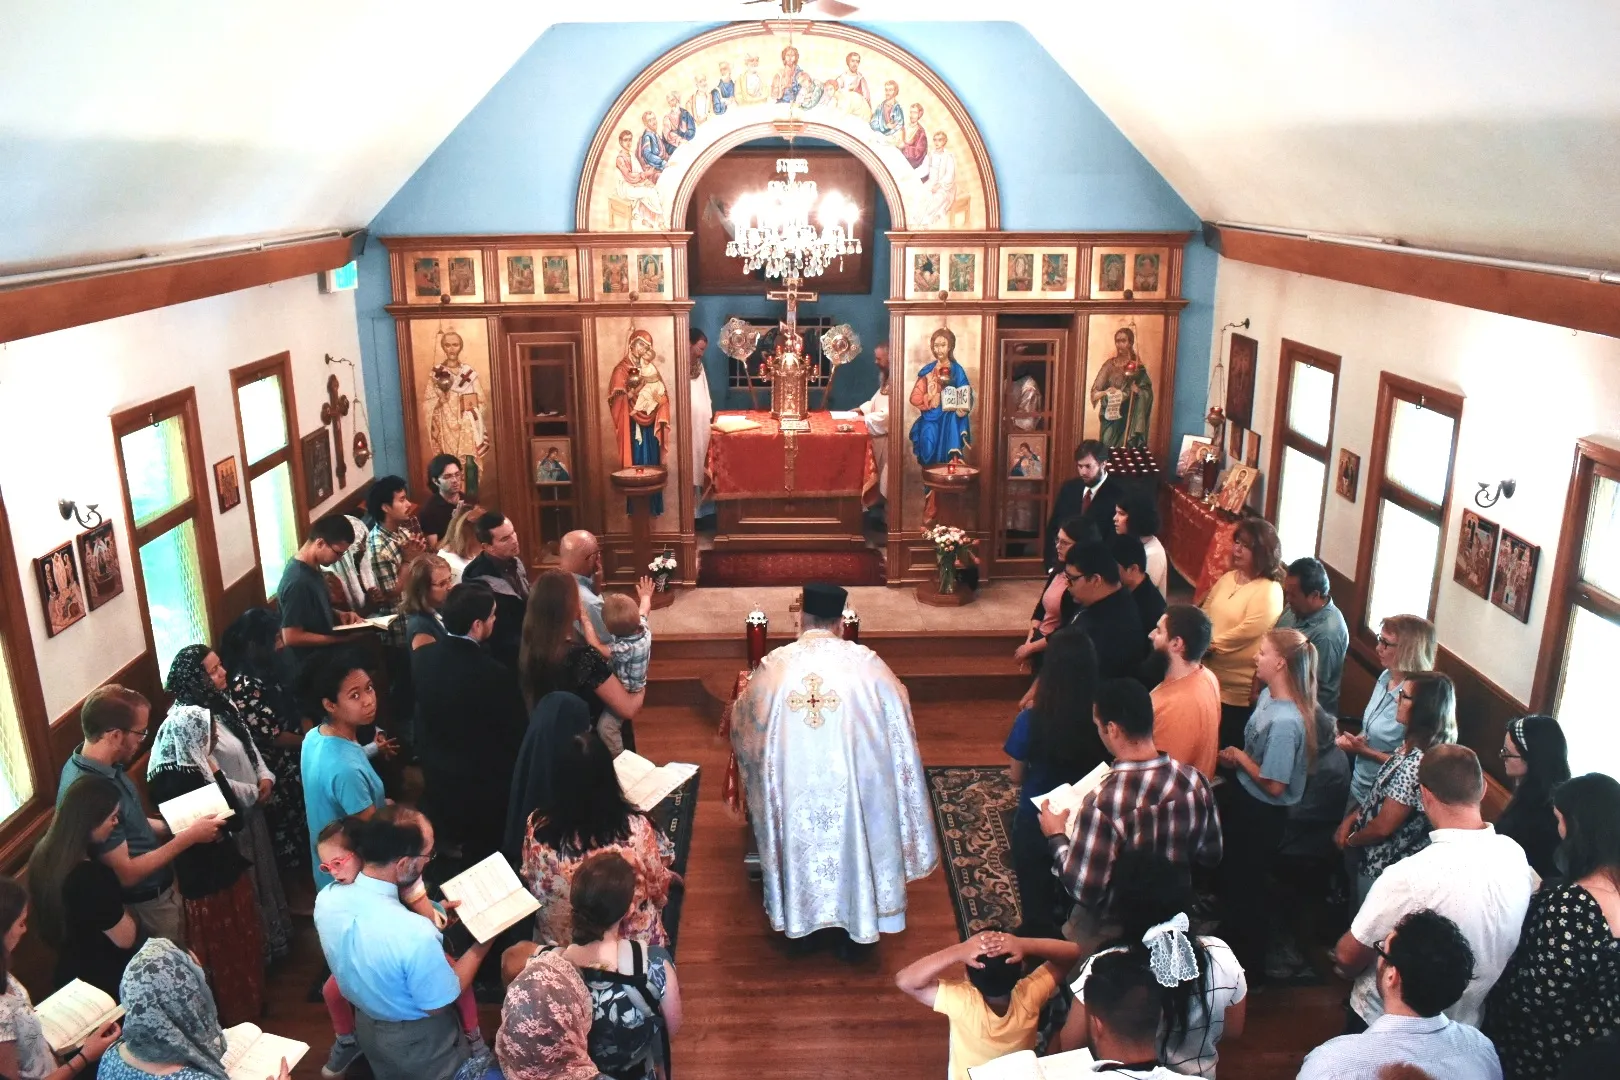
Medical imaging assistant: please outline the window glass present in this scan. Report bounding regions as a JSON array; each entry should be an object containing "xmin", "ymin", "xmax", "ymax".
[
  {"xmin": 121, "ymin": 416, "xmax": 191, "ymax": 526},
  {"xmin": 138, "ymin": 518, "xmax": 208, "ymax": 676},
  {"xmin": 0, "ymin": 643, "xmax": 33, "ymax": 823},
  {"xmin": 1557, "ymin": 605, "xmax": 1620, "ymax": 779},
  {"xmin": 1366, "ymin": 499, "xmax": 1442, "ymax": 630},
  {"xmin": 1579, "ymin": 475, "xmax": 1620, "ymax": 598},
  {"xmin": 250, "ymin": 462, "xmax": 300, "ymax": 597},
  {"xmin": 1384, "ymin": 399, "xmax": 1455, "ymax": 504},
  {"xmin": 238, "ymin": 374, "xmax": 288, "ymax": 466},
  {"xmin": 1275, "ymin": 446, "xmax": 1327, "ymax": 562},
  {"xmin": 1286, "ymin": 361, "xmax": 1335, "ymax": 447}
]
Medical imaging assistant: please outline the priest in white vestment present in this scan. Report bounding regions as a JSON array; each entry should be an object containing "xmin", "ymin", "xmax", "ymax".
[
  {"xmin": 731, "ymin": 583, "xmax": 938, "ymax": 943},
  {"xmin": 690, "ymin": 328, "xmax": 715, "ymax": 522}
]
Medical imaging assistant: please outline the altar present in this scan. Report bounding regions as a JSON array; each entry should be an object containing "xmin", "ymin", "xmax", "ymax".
[{"xmin": 704, "ymin": 411, "xmax": 878, "ymax": 553}]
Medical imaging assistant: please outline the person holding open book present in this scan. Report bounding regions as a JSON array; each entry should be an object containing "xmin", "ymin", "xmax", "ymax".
[
  {"xmin": 1038, "ymin": 680, "xmax": 1221, "ymax": 956},
  {"xmin": 0, "ymin": 876, "xmax": 121, "ymax": 1080}
]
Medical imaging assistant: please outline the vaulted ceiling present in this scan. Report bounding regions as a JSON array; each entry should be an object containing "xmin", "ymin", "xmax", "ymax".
[{"xmin": 4, "ymin": 0, "xmax": 1617, "ymax": 273}]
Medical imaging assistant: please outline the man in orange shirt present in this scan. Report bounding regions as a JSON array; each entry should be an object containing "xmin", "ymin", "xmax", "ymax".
[{"xmin": 1148, "ymin": 605, "xmax": 1222, "ymax": 778}]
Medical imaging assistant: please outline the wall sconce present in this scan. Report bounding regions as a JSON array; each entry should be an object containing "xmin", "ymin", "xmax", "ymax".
[
  {"xmin": 1475, "ymin": 479, "xmax": 1516, "ymax": 509},
  {"xmin": 59, "ymin": 499, "xmax": 105, "ymax": 529}
]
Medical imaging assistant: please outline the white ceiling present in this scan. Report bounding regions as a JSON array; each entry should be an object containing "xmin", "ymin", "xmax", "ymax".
[{"xmin": 3, "ymin": 0, "xmax": 1618, "ymax": 273}]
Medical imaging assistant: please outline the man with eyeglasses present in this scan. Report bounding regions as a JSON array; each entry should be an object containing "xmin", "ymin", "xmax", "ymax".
[{"xmin": 57, "ymin": 684, "xmax": 226, "ymax": 945}]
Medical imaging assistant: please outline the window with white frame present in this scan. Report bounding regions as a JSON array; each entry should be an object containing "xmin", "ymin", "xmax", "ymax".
[
  {"xmin": 1268, "ymin": 341, "xmax": 1340, "ymax": 563},
  {"xmin": 232, "ymin": 356, "xmax": 304, "ymax": 598}
]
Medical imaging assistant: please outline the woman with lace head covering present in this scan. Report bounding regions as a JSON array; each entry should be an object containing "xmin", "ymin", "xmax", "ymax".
[
  {"xmin": 495, "ymin": 947, "xmax": 606, "ymax": 1080},
  {"xmin": 146, "ymin": 651, "xmax": 264, "ymax": 1027},
  {"xmin": 104, "ymin": 938, "xmax": 288, "ymax": 1079},
  {"xmin": 166, "ymin": 642, "xmax": 291, "ymax": 961},
  {"xmin": 1058, "ymin": 852, "xmax": 1247, "ymax": 1077}
]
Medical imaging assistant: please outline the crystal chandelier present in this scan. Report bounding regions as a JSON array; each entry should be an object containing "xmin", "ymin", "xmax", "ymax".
[{"xmin": 725, "ymin": 157, "xmax": 862, "ymax": 280}]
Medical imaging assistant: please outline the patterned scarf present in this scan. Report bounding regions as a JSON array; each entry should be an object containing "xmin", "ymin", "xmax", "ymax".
[
  {"xmin": 163, "ymin": 644, "xmax": 260, "ymax": 769},
  {"xmin": 117, "ymin": 939, "xmax": 229, "ymax": 1080},
  {"xmin": 495, "ymin": 949, "xmax": 604, "ymax": 1080},
  {"xmin": 146, "ymin": 698, "xmax": 213, "ymax": 778}
]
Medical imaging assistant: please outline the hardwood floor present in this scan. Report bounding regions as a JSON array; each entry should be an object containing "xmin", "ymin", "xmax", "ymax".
[{"xmin": 264, "ymin": 700, "xmax": 1344, "ymax": 1078}]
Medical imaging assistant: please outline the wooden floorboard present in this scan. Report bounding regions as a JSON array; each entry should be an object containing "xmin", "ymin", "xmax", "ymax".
[{"xmin": 264, "ymin": 699, "xmax": 1343, "ymax": 1079}]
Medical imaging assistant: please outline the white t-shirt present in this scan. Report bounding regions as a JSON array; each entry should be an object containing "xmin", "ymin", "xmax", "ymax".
[
  {"xmin": 1143, "ymin": 535, "xmax": 1169, "ymax": 597},
  {"xmin": 1072, "ymin": 936, "xmax": 1246, "ymax": 1078},
  {"xmin": 1350, "ymin": 825, "xmax": 1537, "ymax": 1027}
]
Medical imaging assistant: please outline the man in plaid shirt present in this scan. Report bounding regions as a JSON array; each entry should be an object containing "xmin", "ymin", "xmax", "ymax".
[
  {"xmin": 1039, "ymin": 678, "xmax": 1222, "ymax": 951},
  {"xmin": 365, "ymin": 475, "xmax": 425, "ymax": 614}
]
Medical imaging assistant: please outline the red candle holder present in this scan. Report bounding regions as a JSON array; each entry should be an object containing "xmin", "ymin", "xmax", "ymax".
[
  {"xmin": 745, "ymin": 609, "xmax": 769, "ymax": 668},
  {"xmin": 841, "ymin": 607, "xmax": 861, "ymax": 644}
]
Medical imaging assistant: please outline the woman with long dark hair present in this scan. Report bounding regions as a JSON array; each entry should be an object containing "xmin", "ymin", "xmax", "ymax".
[
  {"xmin": 1199, "ymin": 518, "xmax": 1285, "ymax": 748},
  {"xmin": 218, "ymin": 609, "xmax": 306, "ymax": 875},
  {"xmin": 1004, "ymin": 630, "xmax": 1101, "ymax": 936},
  {"xmin": 519, "ymin": 569, "xmax": 644, "ymax": 747},
  {"xmin": 25, "ymin": 777, "xmax": 144, "ymax": 998},
  {"xmin": 299, "ymin": 651, "xmax": 389, "ymax": 890},
  {"xmin": 1056, "ymin": 852, "xmax": 1246, "ymax": 1076},
  {"xmin": 1014, "ymin": 516, "xmax": 1095, "ymax": 674},
  {"xmin": 0, "ymin": 876, "xmax": 121, "ymax": 1080},
  {"xmin": 1335, "ymin": 671, "xmax": 1455, "ymax": 910},
  {"xmin": 1486, "ymin": 773, "xmax": 1620, "ymax": 1079},
  {"xmin": 1495, "ymin": 714, "xmax": 1571, "ymax": 881},
  {"xmin": 518, "ymin": 727, "xmax": 675, "ymax": 948},
  {"xmin": 1113, "ymin": 491, "xmax": 1168, "ymax": 596}
]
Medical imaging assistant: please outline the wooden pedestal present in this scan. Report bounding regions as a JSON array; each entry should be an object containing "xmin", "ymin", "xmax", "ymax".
[{"xmin": 611, "ymin": 465, "xmax": 675, "ymax": 608}]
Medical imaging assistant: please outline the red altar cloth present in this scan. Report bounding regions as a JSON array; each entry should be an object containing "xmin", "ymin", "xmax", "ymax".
[
  {"xmin": 704, "ymin": 411, "xmax": 879, "ymax": 506},
  {"xmin": 1162, "ymin": 484, "xmax": 1239, "ymax": 604}
]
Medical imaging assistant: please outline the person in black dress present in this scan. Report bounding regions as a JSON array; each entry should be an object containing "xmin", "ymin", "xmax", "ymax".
[
  {"xmin": 219, "ymin": 608, "xmax": 308, "ymax": 875},
  {"xmin": 519, "ymin": 569, "xmax": 646, "ymax": 750},
  {"xmin": 1495, "ymin": 714, "xmax": 1571, "ymax": 882},
  {"xmin": 26, "ymin": 777, "xmax": 145, "ymax": 998}
]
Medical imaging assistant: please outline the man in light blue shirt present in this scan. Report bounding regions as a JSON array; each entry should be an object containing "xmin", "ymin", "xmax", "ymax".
[
  {"xmin": 1277, "ymin": 557, "xmax": 1349, "ymax": 716},
  {"xmin": 314, "ymin": 808, "xmax": 491, "ymax": 1080},
  {"xmin": 559, "ymin": 529, "xmax": 610, "ymax": 642},
  {"xmin": 1302, "ymin": 908, "xmax": 1501, "ymax": 1079}
]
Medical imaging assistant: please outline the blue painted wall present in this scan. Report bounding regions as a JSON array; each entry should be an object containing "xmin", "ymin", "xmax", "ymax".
[{"xmin": 358, "ymin": 21, "xmax": 1215, "ymax": 477}]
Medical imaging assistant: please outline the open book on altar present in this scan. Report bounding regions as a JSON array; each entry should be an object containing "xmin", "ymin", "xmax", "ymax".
[
  {"xmin": 968, "ymin": 1047, "xmax": 1098, "ymax": 1079},
  {"xmin": 439, "ymin": 852, "xmax": 542, "ymax": 944},
  {"xmin": 34, "ymin": 980, "xmax": 124, "ymax": 1053},
  {"xmin": 221, "ymin": 1023, "xmax": 309, "ymax": 1080},
  {"xmin": 157, "ymin": 781, "xmax": 235, "ymax": 834},
  {"xmin": 614, "ymin": 751, "xmax": 698, "ymax": 812},
  {"xmin": 1031, "ymin": 761, "xmax": 1111, "ymax": 817}
]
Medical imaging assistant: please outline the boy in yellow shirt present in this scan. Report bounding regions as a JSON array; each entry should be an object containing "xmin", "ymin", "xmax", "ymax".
[{"xmin": 896, "ymin": 929, "xmax": 1081, "ymax": 1080}]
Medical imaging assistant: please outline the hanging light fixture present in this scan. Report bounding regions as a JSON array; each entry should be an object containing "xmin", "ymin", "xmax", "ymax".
[{"xmin": 726, "ymin": 157, "xmax": 862, "ymax": 280}]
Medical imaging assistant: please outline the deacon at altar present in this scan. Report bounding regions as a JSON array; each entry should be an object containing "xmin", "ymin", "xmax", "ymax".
[{"xmin": 730, "ymin": 583, "xmax": 938, "ymax": 944}]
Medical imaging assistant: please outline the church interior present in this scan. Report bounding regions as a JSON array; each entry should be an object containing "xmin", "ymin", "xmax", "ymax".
[{"xmin": 2, "ymin": 1, "xmax": 1619, "ymax": 1077}]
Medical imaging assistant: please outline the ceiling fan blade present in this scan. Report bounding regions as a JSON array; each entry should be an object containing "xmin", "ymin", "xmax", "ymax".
[{"xmin": 809, "ymin": 0, "xmax": 860, "ymax": 15}]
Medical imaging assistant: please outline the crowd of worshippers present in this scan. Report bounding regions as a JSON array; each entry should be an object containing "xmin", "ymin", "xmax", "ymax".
[
  {"xmin": 882, "ymin": 440, "xmax": 1618, "ymax": 1078},
  {"xmin": 0, "ymin": 460, "xmax": 686, "ymax": 1080}
]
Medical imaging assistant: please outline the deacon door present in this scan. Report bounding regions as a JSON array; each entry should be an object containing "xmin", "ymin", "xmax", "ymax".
[
  {"xmin": 991, "ymin": 328, "xmax": 1067, "ymax": 577},
  {"xmin": 506, "ymin": 331, "xmax": 586, "ymax": 566}
]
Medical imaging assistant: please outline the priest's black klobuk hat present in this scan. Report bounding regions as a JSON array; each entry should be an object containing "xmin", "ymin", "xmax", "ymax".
[{"xmin": 802, "ymin": 582, "xmax": 848, "ymax": 619}]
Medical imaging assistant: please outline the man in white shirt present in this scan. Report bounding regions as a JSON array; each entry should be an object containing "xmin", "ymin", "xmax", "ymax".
[
  {"xmin": 690, "ymin": 328, "xmax": 716, "ymax": 527},
  {"xmin": 1302, "ymin": 909, "xmax": 1501, "ymax": 1079},
  {"xmin": 854, "ymin": 341, "xmax": 891, "ymax": 510},
  {"xmin": 1332, "ymin": 745, "xmax": 1536, "ymax": 1030}
]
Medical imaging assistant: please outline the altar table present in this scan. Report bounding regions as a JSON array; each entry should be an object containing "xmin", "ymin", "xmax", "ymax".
[
  {"xmin": 1161, "ymin": 483, "xmax": 1239, "ymax": 604},
  {"xmin": 704, "ymin": 411, "xmax": 878, "ymax": 553}
]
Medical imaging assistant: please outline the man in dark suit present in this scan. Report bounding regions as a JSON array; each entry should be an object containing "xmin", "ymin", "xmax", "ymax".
[
  {"xmin": 412, "ymin": 582, "xmax": 529, "ymax": 861},
  {"xmin": 461, "ymin": 511, "xmax": 529, "ymax": 671},
  {"xmin": 1062, "ymin": 541, "xmax": 1148, "ymax": 681},
  {"xmin": 1045, "ymin": 439, "xmax": 1125, "ymax": 569}
]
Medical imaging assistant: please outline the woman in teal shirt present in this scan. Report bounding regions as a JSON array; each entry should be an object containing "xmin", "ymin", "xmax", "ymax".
[
  {"xmin": 1336, "ymin": 615, "xmax": 1437, "ymax": 807},
  {"xmin": 300, "ymin": 653, "xmax": 393, "ymax": 889}
]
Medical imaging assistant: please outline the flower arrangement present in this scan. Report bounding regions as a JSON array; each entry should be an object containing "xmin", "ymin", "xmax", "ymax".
[
  {"xmin": 649, "ymin": 549, "xmax": 677, "ymax": 591},
  {"xmin": 923, "ymin": 525, "xmax": 974, "ymax": 594}
]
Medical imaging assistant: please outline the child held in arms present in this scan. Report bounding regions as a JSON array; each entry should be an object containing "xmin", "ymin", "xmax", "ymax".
[
  {"xmin": 895, "ymin": 929, "xmax": 1080, "ymax": 1080},
  {"xmin": 588, "ymin": 576, "xmax": 656, "ymax": 756}
]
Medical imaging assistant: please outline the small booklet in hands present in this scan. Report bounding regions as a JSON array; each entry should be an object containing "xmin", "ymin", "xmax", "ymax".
[
  {"xmin": 1031, "ymin": 761, "xmax": 1111, "ymax": 817},
  {"xmin": 156, "ymin": 782, "xmax": 235, "ymax": 834},
  {"xmin": 968, "ymin": 1048, "xmax": 1099, "ymax": 1080},
  {"xmin": 34, "ymin": 980, "xmax": 123, "ymax": 1054},
  {"xmin": 439, "ymin": 852, "xmax": 542, "ymax": 944},
  {"xmin": 613, "ymin": 751, "xmax": 698, "ymax": 813},
  {"xmin": 221, "ymin": 1023, "xmax": 308, "ymax": 1080}
]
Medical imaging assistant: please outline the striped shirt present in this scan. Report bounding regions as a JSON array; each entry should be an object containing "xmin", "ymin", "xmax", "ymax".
[
  {"xmin": 1048, "ymin": 754, "xmax": 1223, "ymax": 910},
  {"xmin": 366, "ymin": 524, "xmax": 412, "ymax": 613}
]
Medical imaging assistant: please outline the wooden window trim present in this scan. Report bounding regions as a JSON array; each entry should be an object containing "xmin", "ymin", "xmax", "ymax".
[
  {"xmin": 0, "ymin": 485, "xmax": 57, "ymax": 870},
  {"xmin": 1265, "ymin": 339, "xmax": 1341, "ymax": 555},
  {"xmin": 111, "ymin": 389, "xmax": 226, "ymax": 667},
  {"xmin": 1531, "ymin": 438, "xmax": 1620, "ymax": 712},
  {"xmin": 229, "ymin": 353, "xmax": 307, "ymax": 581},
  {"xmin": 1352, "ymin": 374, "xmax": 1464, "ymax": 642}
]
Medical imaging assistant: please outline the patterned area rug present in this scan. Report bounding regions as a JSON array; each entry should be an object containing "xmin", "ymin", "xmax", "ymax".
[
  {"xmin": 698, "ymin": 549, "xmax": 883, "ymax": 587},
  {"xmin": 925, "ymin": 765, "xmax": 1022, "ymax": 939}
]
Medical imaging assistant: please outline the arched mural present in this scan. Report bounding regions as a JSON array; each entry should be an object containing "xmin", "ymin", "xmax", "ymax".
[{"xmin": 576, "ymin": 21, "xmax": 998, "ymax": 233}]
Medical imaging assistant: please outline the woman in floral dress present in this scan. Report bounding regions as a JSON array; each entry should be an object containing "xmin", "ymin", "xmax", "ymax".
[{"xmin": 219, "ymin": 608, "xmax": 308, "ymax": 873}]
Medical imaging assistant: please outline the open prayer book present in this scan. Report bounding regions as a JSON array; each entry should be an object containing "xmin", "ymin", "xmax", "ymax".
[
  {"xmin": 439, "ymin": 852, "xmax": 542, "ymax": 943},
  {"xmin": 711, "ymin": 414, "xmax": 762, "ymax": 434},
  {"xmin": 221, "ymin": 1023, "xmax": 309, "ymax": 1080},
  {"xmin": 157, "ymin": 781, "xmax": 235, "ymax": 834},
  {"xmin": 34, "ymin": 980, "xmax": 123, "ymax": 1054},
  {"xmin": 1031, "ymin": 761, "xmax": 1111, "ymax": 817},
  {"xmin": 333, "ymin": 613, "xmax": 397, "ymax": 632},
  {"xmin": 967, "ymin": 1048, "xmax": 1098, "ymax": 1080},
  {"xmin": 613, "ymin": 751, "xmax": 698, "ymax": 813}
]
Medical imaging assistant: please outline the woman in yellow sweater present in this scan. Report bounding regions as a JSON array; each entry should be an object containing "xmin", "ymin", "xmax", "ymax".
[{"xmin": 1201, "ymin": 517, "xmax": 1285, "ymax": 747}]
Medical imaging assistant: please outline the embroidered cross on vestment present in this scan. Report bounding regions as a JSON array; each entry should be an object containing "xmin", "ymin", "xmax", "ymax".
[{"xmin": 787, "ymin": 673, "xmax": 840, "ymax": 729}]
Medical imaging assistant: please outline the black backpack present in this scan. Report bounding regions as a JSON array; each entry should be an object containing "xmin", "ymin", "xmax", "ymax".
[{"xmin": 554, "ymin": 942, "xmax": 672, "ymax": 1080}]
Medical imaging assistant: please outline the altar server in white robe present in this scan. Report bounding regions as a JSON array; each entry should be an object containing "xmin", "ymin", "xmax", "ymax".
[
  {"xmin": 854, "ymin": 342, "xmax": 891, "ymax": 501},
  {"xmin": 690, "ymin": 327, "xmax": 715, "ymax": 522},
  {"xmin": 731, "ymin": 582, "xmax": 938, "ymax": 943}
]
